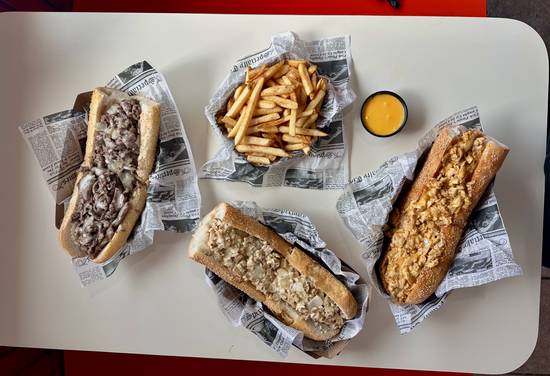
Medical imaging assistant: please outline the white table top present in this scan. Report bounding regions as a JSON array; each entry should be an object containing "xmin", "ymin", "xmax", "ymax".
[{"xmin": 0, "ymin": 13, "xmax": 547, "ymax": 374}]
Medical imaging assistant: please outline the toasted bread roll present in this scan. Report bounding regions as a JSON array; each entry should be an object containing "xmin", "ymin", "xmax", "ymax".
[
  {"xmin": 189, "ymin": 203, "xmax": 358, "ymax": 341},
  {"xmin": 379, "ymin": 127, "xmax": 509, "ymax": 305},
  {"xmin": 59, "ymin": 87, "xmax": 160, "ymax": 263}
]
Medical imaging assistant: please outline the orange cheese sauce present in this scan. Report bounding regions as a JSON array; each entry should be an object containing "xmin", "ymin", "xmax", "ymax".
[{"xmin": 362, "ymin": 93, "xmax": 406, "ymax": 136}]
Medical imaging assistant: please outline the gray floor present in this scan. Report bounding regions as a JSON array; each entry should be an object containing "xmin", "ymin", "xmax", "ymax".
[
  {"xmin": 484, "ymin": 2, "xmax": 549, "ymax": 375},
  {"xmin": 511, "ymin": 274, "xmax": 550, "ymax": 375}
]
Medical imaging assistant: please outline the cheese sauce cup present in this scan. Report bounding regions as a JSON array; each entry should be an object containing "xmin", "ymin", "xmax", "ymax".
[{"xmin": 360, "ymin": 91, "xmax": 408, "ymax": 137}]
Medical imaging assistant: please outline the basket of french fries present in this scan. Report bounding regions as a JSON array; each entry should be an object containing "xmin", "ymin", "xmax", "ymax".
[
  {"xmin": 203, "ymin": 32, "xmax": 355, "ymax": 189},
  {"xmin": 218, "ymin": 59, "xmax": 329, "ymax": 166}
]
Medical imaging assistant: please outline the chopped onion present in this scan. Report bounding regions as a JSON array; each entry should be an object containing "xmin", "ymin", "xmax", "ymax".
[{"xmin": 308, "ymin": 295, "xmax": 323, "ymax": 310}]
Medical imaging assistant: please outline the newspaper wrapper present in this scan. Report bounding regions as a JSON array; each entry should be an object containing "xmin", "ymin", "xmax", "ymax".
[
  {"xmin": 204, "ymin": 201, "xmax": 369, "ymax": 358},
  {"xmin": 19, "ymin": 61, "xmax": 201, "ymax": 286},
  {"xmin": 336, "ymin": 107, "xmax": 522, "ymax": 334},
  {"xmin": 202, "ymin": 32, "xmax": 355, "ymax": 190}
]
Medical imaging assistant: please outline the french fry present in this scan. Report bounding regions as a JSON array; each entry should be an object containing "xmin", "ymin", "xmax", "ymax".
[
  {"xmin": 272, "ymin": 63, "xmax": 290, "ymax": 79},
  {"xmin": 289, "ymin": 91, "xmax": 298, "ymax": 136},
  {"xmin": 226, "ymin": 85, "xmax": 251, "ymax": 118},
  {"xmin": 307, "ymin": 64, "xmax": 317, "ymax": 74},
  {"xmin": 317, "ymin": 77, "xmax": 327, "ymax": 91},
  {"xmin": 220, "ymin": 116, "xmax": 237, "ymax": 128},
  {"xmin": 247, "ymin": 64, "xmax": 267, "ymax": 83},
  {"xmin": 286, "ymin": 67, "xmax": 301, "ymax": 82},
  {"xmin": 228, "ymin": 106, "xmax": 247, "ymax": 138},
  {"xmin": 296, "ymin": 85, "xmax": 307, "ymax": 112},
  {"xmin": 250, "ymin": 112, "xmax": 280, "ymax": 126},
  {"xmin": 246, "ymin": 125, "xmax": 279, "ymax": 134},
  {"xmin": 296, "ymin": 113, "xmax": 309, "ymax": 128},
  {"xmin": 302, "ymin": 145, "xmax": 311, "ymax": 155},
  {"xmin": 265, "ymin": 80, "xmax": 278, "ymax": 87},
  {"xmin": 254, "ymin": 115, "xmax": 291, "ymax": 128},
  {"xmin": 258, "ymin": 99, "xmax": 276, "ymax": 109},
  {"xmin": 236, "ymin": 144, "xmax": 289, "ymax": 158},
  {"xmin": 310, "ymin": 72, "xmax": 318, "ymax": 97},
  {"xmin": 233, "ymin": 107, "xmax": 252, "ymax": 143},
  {"xmin": 263, "ymin": 96, "xmax": 298, "ymax": 109},
  {"xmin": 260, "ymin": 85, "xmax": 295, "ymax": 97},
  {"xmin": 285, "ymin": 143, "xmax": 307, "ymax": 151},
  {"xmin": 303, "ymin": 113, "xmax": 319, "ymax": 128},
  {"xmin": 281, "ymin": 76, "xmax": 296, "ymax": 88},
  {"xmin": 262, "ymin": 60, "xmax": 285, "ymax": 81},
  {"xmin": 253, "ymin": 70, "xmax": 270, "ymax": 83},
  {"xmin": 315, "ymin": 79, "xmax": 322, "ymax": 92},
  {"xmin": 243, "ymin": 136, "xmax": 272, "ymax": 146},
  {"xmin": 247, "ymin": 155, "xmax": 271, "ymax": 165},
  {"xmin": 298, "ymin": 63, "xmax": 313, "ymax": 96},
  {"xmin": 304, "ymin": 86, "xmax": 326, "ymax": 112},
  {"xmin": 317, "ymin": 88, "xmax": 325, "ymax": 111},
  {"xmin": 296, "ymin": 113, "xmax": 318, "ymax": 128},
  {"xmin": 235, "ymin": 77, "xmax": 264, "ymax": 145},
  {"xmin": 298, "ymin": 109, "xmax": 315, "ymax": 118},
  {"xmin": 283, "ymin": 73, "xmax": 301, "ymax": 86},
  {"xmin": 287, "ymin": 59, "xmax": 306, "ymax": 67},
  {"xmin": 283, "ymin": 108, "xmax": 290, "ymax": 117},
  {"xmin": 315, "ymin": 100, "xmax": 323, "ymax": 113},
  {"xmin": 282, "ymin": 134, "xmax": 308, "ymax": 143},
  {"xmin": 258, "ymin": 125, "xmax": 280, "ymax": 133},
  {"xmin": 279, "ymin": 126, "xmax": 327, "ymax": 137},
  {"xmin": 234, "ymin": 84, "xmax": 245, "ymax": 100},
  {"xmin": 253, "ymin": 106, "xmax": 283, "ymax": 116},
  {"xmin": 246, "ymin": 66, "xmax": 258, "ymax": 82}
]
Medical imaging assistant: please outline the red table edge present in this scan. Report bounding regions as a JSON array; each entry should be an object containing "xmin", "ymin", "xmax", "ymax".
[
  {"xmin": 71, "ymin": 0, "xmax": 485, "ymax": 16},
  {"xmin": 64, "ymin": 350, "xmax": 473, "ymax": 375}
]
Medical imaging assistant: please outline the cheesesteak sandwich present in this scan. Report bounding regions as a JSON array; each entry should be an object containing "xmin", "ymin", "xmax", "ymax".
[
  {"xmin": 59, "ymin": 87, "xmax": 161, "ymax": 263},
  {"xmin": 189, "ymin": 203, "xmax": 358, "ymax": 341},
  {"xmin": 379, "ymin": 127, "xmax": 509, "ymax": 305}
]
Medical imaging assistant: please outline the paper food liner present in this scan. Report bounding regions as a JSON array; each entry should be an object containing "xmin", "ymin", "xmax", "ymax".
[
  {"xmin": 19, "ymin": 61, "xmax": 201, "ymax": 286},
  {"xmin": 203, "ymin": 201, "xmax": 369, "ymax": 358},
  {"xmin": 202, "ymin": 31, "xmax": 355, "ymax": 190},
  {"xmin": 336, "ymin": 107, "xmax": 522, "ymax": 333}
]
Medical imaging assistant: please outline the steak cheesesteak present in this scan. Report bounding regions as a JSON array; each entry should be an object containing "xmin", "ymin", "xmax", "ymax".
[{"xmin": 59, "ymin": 88, "xmax": 160, "ymax": 263}]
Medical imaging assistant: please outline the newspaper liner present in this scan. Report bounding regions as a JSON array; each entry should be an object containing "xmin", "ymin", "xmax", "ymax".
[
  {"xmin": 336, "ymin": 107, "xmax": 522, "ymax": 334},
  {"xmin": 19, "ymin": 61, "xmax": 201, "ymax": 286},
  {"xmin": 203, "ymin": 201, "xmax": 369, "ymax": 358},
  {"xmin": 202, "ymin": 32, "xmax": 355, "ymax": 190}
]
